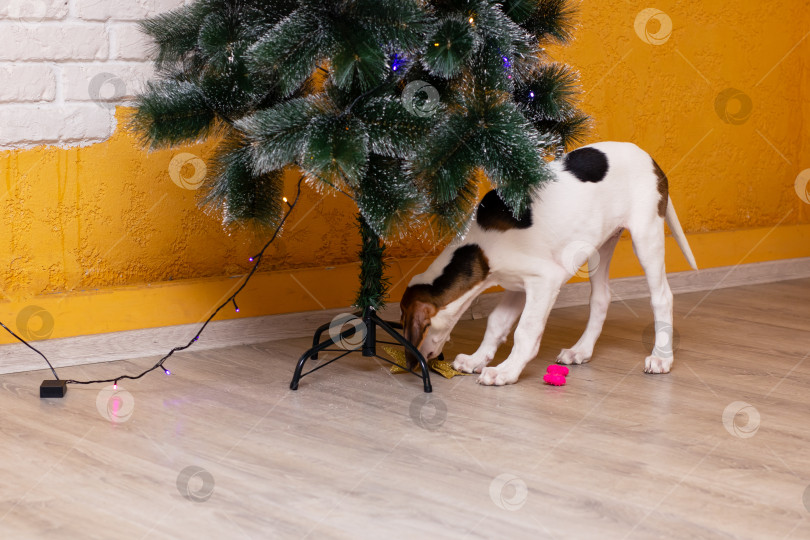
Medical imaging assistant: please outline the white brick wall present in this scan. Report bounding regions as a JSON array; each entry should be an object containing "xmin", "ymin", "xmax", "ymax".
[
  {"xmin": 0, "ymin": 0, "xmax": 189, "ymax": 149},
  {"xmin": 0, "ymin": 65, "xmax": 56, "ymax": 102}
]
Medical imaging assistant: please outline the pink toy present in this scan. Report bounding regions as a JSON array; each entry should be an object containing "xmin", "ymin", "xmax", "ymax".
[
  {"xmin": 543, "ymin": 373, "xmax": 566, "ymax": 386},
  {"xmin": 546, "ymin": 365, "xmax": 569, "ymax": 376}
]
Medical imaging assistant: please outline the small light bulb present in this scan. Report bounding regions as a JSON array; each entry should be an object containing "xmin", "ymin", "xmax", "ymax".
[
  {"xmin": 249, "ymin": 257, "xmax": 254, "ymax": 262},
  {"xmin": 282, "ymin": 197, "xmax": 288, "ymax": 203},
  {"xmin": 164, "ymin": 369, "xmax": 171, "ymax": 375},
  {"xmin": 529, "ymin": 91, "xmax": 535, "ymax": 98},
  {"xmin": 469, "ymin": 16, "xmax": 474, "ymax": 23},
  {"xmin": 113, "ymin": 382, "xmax": 118, "ymax": 389},
  {"xmin": 434, "ymin": 42, "xmax": 439, "ymax": 47}
]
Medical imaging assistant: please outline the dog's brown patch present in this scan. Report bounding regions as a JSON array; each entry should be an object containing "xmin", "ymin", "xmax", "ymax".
[
  {"xmin": 400, "ymin": 244, "xmax": 490, "ymax": 366},
  {"xmin": 652, "ymin": 159, "xmax": 668, "ymax": 217}
]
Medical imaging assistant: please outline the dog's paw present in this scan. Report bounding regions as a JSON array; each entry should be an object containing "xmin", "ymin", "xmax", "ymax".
[
  {"xmin": 477, "ymin": 367, "xmax": 517, "ymax": 386},
  {"xmin": 453, "ymin": 353, "xmax": 486, "ymax": 374},
  {"xmin": 556, "ymin": 348, "xmax": 591, "ymax": 365},
  {"xmin": 644, "ymin": 355, "xmax": 673, "ymax": 374}
]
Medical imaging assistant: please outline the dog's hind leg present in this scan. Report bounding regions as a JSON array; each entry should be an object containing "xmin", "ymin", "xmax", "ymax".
[
  {"xmin": 453, "ymin": 290, "xmax": 525, "ymax": 374},
  {"xmin": 557, "ymin": 230, "xmax": 622, "ymax": 366},
  {"xmin": 629, "ymin": 221, "xmax": 675, "ymax": 374}
]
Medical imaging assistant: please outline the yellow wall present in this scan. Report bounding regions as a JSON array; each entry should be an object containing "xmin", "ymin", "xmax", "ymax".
[
  {"xmin": 2, "ymin": 0, "xmax": 809, "ymax": 344},
  {"xmin": 557, "ymin": 0, "xmax": 810, "ymax": 232}
]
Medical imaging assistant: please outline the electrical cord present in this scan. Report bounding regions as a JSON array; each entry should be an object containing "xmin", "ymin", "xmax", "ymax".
[{"xmin": 1, "ymin": 176, "xmax": 304, "ymax": 390}]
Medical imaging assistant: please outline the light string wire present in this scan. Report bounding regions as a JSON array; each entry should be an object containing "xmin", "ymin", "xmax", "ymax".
[
  {"xmin": 0, "ymin": 175, "xmax": 305, "ymax": 388},
  {"xmin": 0, "ymin": 320, "xmax": 59, "ymax": 379}
]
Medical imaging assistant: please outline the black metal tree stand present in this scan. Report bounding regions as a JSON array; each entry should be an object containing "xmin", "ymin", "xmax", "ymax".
[
  {"xmin": 289, "ymin": 306, "xmax": 432, "ymax": 393},
  {"xmin": 289, "ymin": 215, "xmax": 432, "ymax": 393}
]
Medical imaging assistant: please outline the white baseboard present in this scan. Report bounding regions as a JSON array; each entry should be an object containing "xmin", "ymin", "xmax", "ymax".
[{"xmin": 2, "ymin": 257, "xmax": 810, "ymax": 375}]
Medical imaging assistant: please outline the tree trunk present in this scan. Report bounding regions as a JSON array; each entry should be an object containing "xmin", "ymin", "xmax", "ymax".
[{"xmin": 355, "ymin": 214, "xmax": 389, "ymax": 310}]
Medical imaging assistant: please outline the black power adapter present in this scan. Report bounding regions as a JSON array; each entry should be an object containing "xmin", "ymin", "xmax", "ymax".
[{"xmin": 40, "ymin": 380, "xmax": 67, "ymax": 398}]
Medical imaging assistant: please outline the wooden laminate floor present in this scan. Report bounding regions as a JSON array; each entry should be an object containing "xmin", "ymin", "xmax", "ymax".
[{"xmin": 1, "ymin": 278, "xmax": 809, "ymax": 539}]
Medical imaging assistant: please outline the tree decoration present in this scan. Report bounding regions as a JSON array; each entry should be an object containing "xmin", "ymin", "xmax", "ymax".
[{"xmin": 130, "ymin": 0, "xmax": 587, "ymax": 312}]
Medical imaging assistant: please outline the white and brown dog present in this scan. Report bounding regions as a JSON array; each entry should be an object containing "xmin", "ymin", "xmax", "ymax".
[{"xmin": 400, "ymin": 141, "xmax": 698, "ymax": 386}]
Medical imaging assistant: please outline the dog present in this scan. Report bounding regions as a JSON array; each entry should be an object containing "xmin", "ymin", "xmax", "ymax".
[{"xmin": 400, "ymin": 141, "xmax": 698, "ymax": 386}]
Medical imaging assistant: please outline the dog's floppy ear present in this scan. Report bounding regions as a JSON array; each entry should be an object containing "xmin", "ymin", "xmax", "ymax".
[
  {"xmin": 405, "ymin": 300, "xmax": 435, "ymax": 345},
  {"xmin": 403, "ymin": 300, "xmax": 436, "ymax": 369}
]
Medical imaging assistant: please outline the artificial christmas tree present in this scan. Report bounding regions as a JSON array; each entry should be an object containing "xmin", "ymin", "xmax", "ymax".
[{"xmin": 132, "ymin": 0, "xmax": 587, "ymax": 391}]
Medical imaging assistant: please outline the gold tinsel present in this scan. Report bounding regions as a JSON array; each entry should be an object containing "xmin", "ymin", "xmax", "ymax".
[{"xmin": 382, "ymin": 345, "xmax": 469, "ymax": 379}]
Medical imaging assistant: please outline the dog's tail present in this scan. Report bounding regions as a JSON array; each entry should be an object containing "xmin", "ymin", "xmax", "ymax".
[{"xmin": 665, "ymin": 196, "xmax": 698, "ymax": 270}]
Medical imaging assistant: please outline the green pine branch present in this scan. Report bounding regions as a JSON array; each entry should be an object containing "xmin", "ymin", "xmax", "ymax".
[
  {"xmin": 203, "ymin": 131, "xmax": 286, "ymax": 228},
  {"xmin": 504, "ymin": 0, "xmax": 577, "ymax": 43},
  {"xmin": 129, "ymin": 78, "xmax": 218, "ymax": 149}
]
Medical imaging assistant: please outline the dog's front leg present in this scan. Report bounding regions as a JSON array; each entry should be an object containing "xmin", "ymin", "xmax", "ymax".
[
  {"xmin": 454, "ymin": 290, "xmax": 525, "ymax": 374},
  {"xmin": 478, "ymin": 279, "xmax": 560, "ymax": 386}
]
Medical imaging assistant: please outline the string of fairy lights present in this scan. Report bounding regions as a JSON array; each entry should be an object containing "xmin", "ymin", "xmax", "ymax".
[
  {"xmin": 2, "ymin": 56, "xmax": 420, "ymax": 393},
  {"xmin": 0, "ymin": 176, "xmax": 305, "ymax": 391}
]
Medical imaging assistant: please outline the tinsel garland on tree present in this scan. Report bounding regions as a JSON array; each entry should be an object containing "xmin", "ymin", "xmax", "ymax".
[{"xmin": 131, "ymin": 0, "xmax": 587, "ymax": 310}]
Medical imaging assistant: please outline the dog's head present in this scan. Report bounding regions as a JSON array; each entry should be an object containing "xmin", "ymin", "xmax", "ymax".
[
  {"xmin": 400, "ymin": 244, "xmax": 491, "ymax": 368},
  {"xmin": 400, "ymin": 287, "xmax": 453, "ymax": 368}
]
